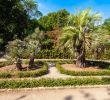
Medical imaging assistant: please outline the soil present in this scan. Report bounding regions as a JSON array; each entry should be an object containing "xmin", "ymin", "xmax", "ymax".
[
  {"xmin": 0, "ymin": 64, "xmax": 41, "ymax": 72},
  {"xmin": 62, "ymin": 64, "xmax": 103, "ymax": 71}
]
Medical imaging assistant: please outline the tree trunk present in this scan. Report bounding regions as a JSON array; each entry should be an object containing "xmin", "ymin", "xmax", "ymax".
[
  {"xmin": 16, "ymin": 57, "xmax": 22, "ymax": 71},
  {"xmin": 75, "ymin": 40, "xmax": 86, "ymax": 68},
  {"xmin": 28, "ymin": 54, "xmax": 35, "ymax": 70},
  {"xmin": 76, "ymin": 53, "xmax": 85, "ymax": 68}
]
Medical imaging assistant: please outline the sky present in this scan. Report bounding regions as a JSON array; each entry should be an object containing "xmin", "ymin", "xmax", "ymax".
[{"xmin": 36, "ymin": 0, "xmax": 110, "ymax": 20}]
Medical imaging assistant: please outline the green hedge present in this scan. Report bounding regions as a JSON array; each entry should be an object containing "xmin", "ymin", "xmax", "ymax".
[
  {"xmin": 0, "ymin": 77, "xmax": 110, "ymax": 88},
  {"xmin": 23, "ymin": 59, "xmax": 74, "ymax": 65},
  {"xmin": 56, "ymin": 64, "xmax": 110, "ymax": 76},
  {"xmin": 0, "ymin": 72, "xmax": 12, "ymax": 78},
  {"xmin": 36, "ymin": 50, "xmax": 73, "ymax": 59},
  {"xmin": 0, "ymin": 64, "xmax": 48, "ymax": 78},
  {"xmin": 17, "ymin": 65, "xmax": 48, "ymax": 78},
  {"xmin": 0, "ymin": 60, "xmax": 14, "ymax": 68}
]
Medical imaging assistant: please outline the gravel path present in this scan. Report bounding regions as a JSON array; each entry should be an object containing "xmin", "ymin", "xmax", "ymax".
[
  {"xmin": 40, "ymin": 66, "xmax": 75, "ymax": 79},
  {"xmin": 38, "ymin": 66, "xmax": 110, "ymax": 79},
  {"xmin": 1, "ymin": 87, "xmax": 110, "ymax": 100}
]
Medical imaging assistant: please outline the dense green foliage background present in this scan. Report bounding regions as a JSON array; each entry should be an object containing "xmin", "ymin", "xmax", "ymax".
[{"xmin": 0, "ymin": 0, "xmax": 110, "ymax": 60}]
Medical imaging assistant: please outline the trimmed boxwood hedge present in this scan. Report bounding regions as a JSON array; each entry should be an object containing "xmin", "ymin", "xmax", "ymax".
[
  {"xmin": 17, "ymin": 65, "xmax": 48, "ymax": 78},
  {"xmin": 56, "ymin": 64, "xmax": 110, "ymax": 76},
  {"xmin": 0, "ymin": 64, "xmax": 48, "ymax": 78},
  {"xmin": 0, "ymin": 60, "xmax": 14, "ymax": 68},
  {"xmin": 0, "ymin": 77, "xmax": 110, "ymax": 89}
]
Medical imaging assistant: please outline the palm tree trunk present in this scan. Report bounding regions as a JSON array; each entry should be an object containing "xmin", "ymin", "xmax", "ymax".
[
  {"xmin": 75, "ymin": 35, "xmax": 86, "ymax": 67},
  {"xmin": 76, "ymin": 52, "xmax": 85, "ymax": 67}
]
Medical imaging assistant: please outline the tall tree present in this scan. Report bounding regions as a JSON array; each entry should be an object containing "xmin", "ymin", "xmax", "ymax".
[
  {"xmin": 38, "ymin": 9, "xmax": 70, "ymax": 31},
  {"xmin": 0, "ymin": 0, "xmax": 42, "ymax": 50},
  {"xmin": 60, "ymin": 8, "xmax": 101, "ymax": 67}
]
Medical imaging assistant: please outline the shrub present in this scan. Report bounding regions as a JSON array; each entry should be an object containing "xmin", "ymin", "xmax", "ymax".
[
  {"xmin": 0, "ymin": 72, "xmax": 11, "ymax": 78},
  {"xmin": 0, "ymin": 60, "xmax": 14, "ymax": 68},
  {"xmin": 0, "ymin": 61, "xmax": 7, "ymax": 67},
  {"xmin": 0, "ymin": 77, "xmax": 110, "ymax": 88},
  {"xmin": 16, "ymin": 65, "xmax": 48, "ymax": 78},
  {"xmin": 36, "ymin": 49, "xmax": 73, "ymax": 59},
  {"xmin": 56, "ymin": 64, "xmax": 110, "ymax": 76}
]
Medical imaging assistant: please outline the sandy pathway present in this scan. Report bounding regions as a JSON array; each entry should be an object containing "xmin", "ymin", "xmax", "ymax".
[
  {"xmin": 40, "ymin": 66, "xmax": 75, "ymax": 79},
  {"xmin": 1, "ymin": 87, "xmax": 110, "ymax": 100}
]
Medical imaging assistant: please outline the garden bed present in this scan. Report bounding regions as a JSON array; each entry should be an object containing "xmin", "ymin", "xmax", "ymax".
[
  {"xmin": 0, "ymin": 63, "xmax": 48, "ymax": 78},
  {"xmin": 56, "ymin": 64, "xmax": 110, "ymax": 76},
  {"xmin": 62, "ymin": 64, "xmax": 101, "ymax": 71}
]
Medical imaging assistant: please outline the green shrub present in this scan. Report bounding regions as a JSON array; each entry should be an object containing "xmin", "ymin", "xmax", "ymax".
[
  {"xmin": 16, "ymin": 65, "xmax": 48, "ymax": 78},
  {"xmin": 0, "ymin": 72, "xmax": 11, "ymax": 78},
  {"xmin": 56, "ymin": 64, "xmax": 110, "ymax": 76},
  {"xmin": 36, "ymin": 49, "xmax": 73, "ymax": 59},
  {"xmin": 0, "ymin": 77, "xmax": 110, "ymax": 89},
  {"xmin": 0, "ymin": 62, "xmax": 7, "ymax": 67},
  {"xmin": 23, "ymin": 59, "xmax": 74, "ymax": 65},
  {"xmin": 0, "ymin": 60, "xmax": 14, "ymax": 68}
]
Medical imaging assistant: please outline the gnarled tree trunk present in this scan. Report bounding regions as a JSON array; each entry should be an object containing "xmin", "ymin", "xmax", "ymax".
[
  {"xmin": 28, "ymin": 54, "xmax": 35, "ymax": 70},
  {"xmin": 16, "ymin": 56, "xmax": 22, "ymax": 71}
]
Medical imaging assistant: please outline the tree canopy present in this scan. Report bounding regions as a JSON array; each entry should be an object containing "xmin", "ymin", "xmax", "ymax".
[{"xmin": 0, "ymin": 0, "xmax": 42, "ymax": 50}]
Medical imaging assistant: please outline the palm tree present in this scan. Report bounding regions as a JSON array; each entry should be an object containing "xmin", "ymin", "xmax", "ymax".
[{"xmin": 60, "ymin": 8, "xmax": 101, "ymax": 67}]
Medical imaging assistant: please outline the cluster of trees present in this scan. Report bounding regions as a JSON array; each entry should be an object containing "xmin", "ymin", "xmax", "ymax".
[
  {"xmin": 60, "ymin": 9, "xmax": 110, "ymax": 67},
  {"xmin": 1, "ymin": 0, "xmax": 110, "ymax": 68},
  {"xmin": 0, "ymin": 0, "xmax": 42, "ymax": 50}
]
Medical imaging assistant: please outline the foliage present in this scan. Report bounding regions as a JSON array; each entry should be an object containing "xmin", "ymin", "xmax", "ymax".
[
  {"xmin": 36, "ymin": 49, "xmax": 73, "ymax": 59},
  {"xmin": 38, "ymin": 9, "xmax": 70, "ymax": 31},
  {"xmin": 1, "ymin": 77, "xmax": 110, "ymax": 88},
  {"xmin": 6, "ymin": 39, "xmax": 27, "ymax": 58},
  {"xmin": 41, "ymin": 35, "xmax": 54, "ymax": 50},
  {"xmin": 56, "ymin": 64, "xmax": 110, "ymax": 76},
  {"xmin": 60, "ymin": 8, "xmax": 102, "ymax": 67},
  {"xmin": 0, "ymin": 60, "xmax": 14, "ymax": 68},
  {"xmin": 103, "ymin": 18, "xmax": 110, "ymax": 32},
  {"xmin": 17, "ymin": 64, "xmax": 48, "ymax": 78},
  {"xmin": 25, "ymin": 28, "xmax": 44, "ymax": 53},
  {"xmin": 0, "ymin": 0, "xmax": 42, "ymax": 50},
  {"xmin": 89, "ymin": 26, "xmax": 110, "ymax": 59},
  {"xmin": 0, "ymin": 72, "xmax": 12, "ymax": 78}
]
